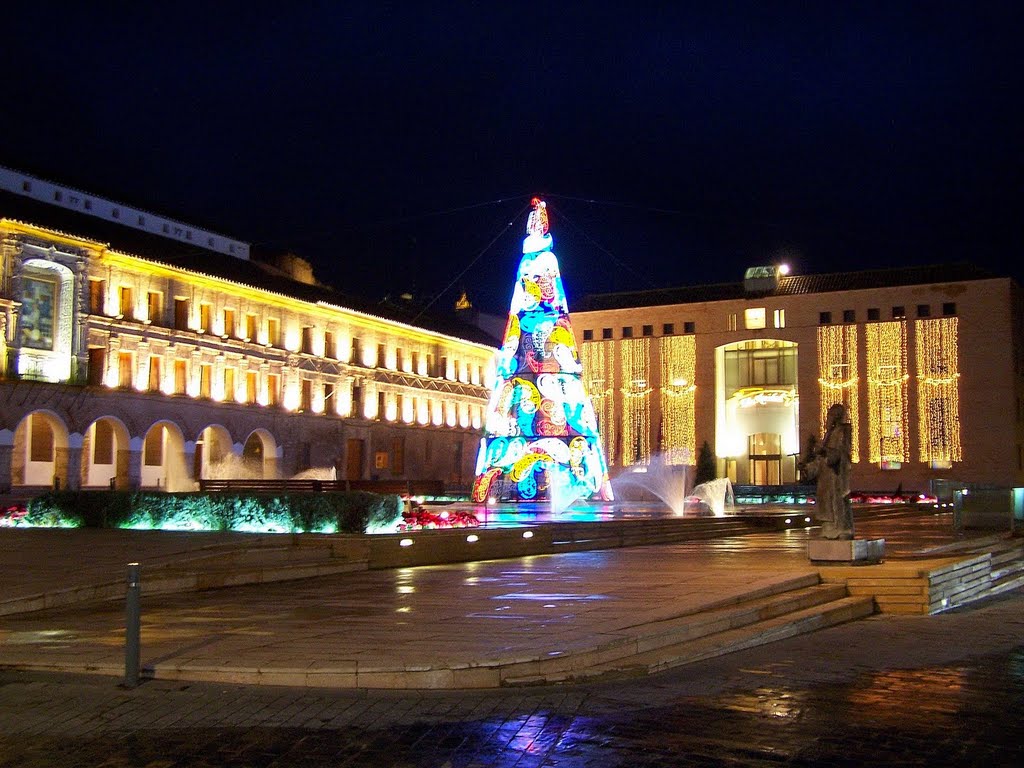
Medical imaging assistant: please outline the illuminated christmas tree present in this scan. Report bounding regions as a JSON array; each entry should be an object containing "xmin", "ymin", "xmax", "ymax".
[{"xmin": 472, "ymin": 197, "xmax": 613, "ymax": 507}]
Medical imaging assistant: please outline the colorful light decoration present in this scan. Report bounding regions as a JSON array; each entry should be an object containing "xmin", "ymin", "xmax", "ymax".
[
  {"xmin": 472, "ymin": 198, "xmax": 613, "ymax": 504},
  {"xmin": 621, "ymin": 337, "xmax": 652, "ymax": 466},
  {"xmin": 915, "ymin": 318, "xmax": 962, "ymax": 464},
  {"xmin": 658, "ymin": 335, "xmax": 695, "ymax": 465},
  {"xmin": 582, "ymin": 340, "xmax": 616, "ymax": 466},
  {"xmin": 817, "ymin": 324, "xmax": 860, "ymax": 462},
  {"xmin": 866, "ymin": 321, "xmax": 909, "ymax": 464}
]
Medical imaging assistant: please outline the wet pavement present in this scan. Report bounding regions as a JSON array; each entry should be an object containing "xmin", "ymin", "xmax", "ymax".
[
  {"xmin": 1, "ymin": 586, "xmax": 1022, "ymax": 766},
  {"xmin": 0, "ymin": 507, "xmax": 1021, "ymax": 765}
]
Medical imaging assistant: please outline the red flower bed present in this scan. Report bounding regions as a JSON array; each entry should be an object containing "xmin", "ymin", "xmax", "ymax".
[
  {"xmin": 398, "ymin": 505, "xmax": 481, "ymax": 531},
  {"xmin": 0, "ymin": 504, "xmax": 28, "ymax": 527}
]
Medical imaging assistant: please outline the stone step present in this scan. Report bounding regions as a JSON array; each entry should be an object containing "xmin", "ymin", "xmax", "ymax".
[
  {"xmin": 0, "ymin": 559, "xmax": 368, "ymax": 617},
  {"xmin": 498, "ymin": 577, "xmax": 871, "ymax": 687}
]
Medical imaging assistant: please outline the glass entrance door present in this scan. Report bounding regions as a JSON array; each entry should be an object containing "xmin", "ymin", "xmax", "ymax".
[{"xmin": 748, "ymin": 433, "xmax": 782, "ymax": 485}]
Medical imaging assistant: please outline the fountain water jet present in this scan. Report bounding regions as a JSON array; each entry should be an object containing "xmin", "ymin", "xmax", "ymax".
[{"xmin": 689, "ymin": 477, "xmax": 735, "ymax": 517}]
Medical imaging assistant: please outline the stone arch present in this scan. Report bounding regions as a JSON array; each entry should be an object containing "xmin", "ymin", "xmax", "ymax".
[
  {"xmin": 240, "ymin": 428, "xmax": 279, "ymax": 479},
  {"xmin": 193, "ymin": 424, "xmax": 234, "ymax": 480},
  {"xmin": 140, "ymin": 420, "xmax": 189, "ymax": 491},
  {"xmin": 12, "ymin": 410, "xmax": 70, "ymax": 488},
  {"xmin": 81, "ymin": 416, "xmax": 132, "ymax": 489}
]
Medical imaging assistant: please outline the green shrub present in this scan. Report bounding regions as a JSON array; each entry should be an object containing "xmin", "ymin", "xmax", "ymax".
[{"xmin": 22, "ymin": 489, "xmax": 402, "ymax": 533}]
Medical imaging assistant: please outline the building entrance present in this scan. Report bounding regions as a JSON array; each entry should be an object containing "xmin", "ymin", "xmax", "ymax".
[{"xmin": 748, "ymin": 432, "xmax": 782, "ymax": 485}]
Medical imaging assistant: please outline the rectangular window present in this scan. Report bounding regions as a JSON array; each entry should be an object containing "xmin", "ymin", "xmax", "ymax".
[
  {"xmin": 144, "ymin": 428, "xmax": 163, "ymax": 467},
  {"xmin": 583, "ymin": 329, "xmax": 594, "ymax": 341},
  {"xmin": 224, "ymin": 367, "xmax": 236, "ymax": 400},
  {"xmin": 118, "ymin": 286, "xmax": 133, "ymax": 319},
  {"xmin": 246, "ymin": 371, "xmax": 258, "ymax": 404},
  {"xmin": 942, "ymin": 302, "xmax": 956, "ymax": 316},
  {"xmin": 744, "ymin": 308, "xmax": 766, "ymax": 330},
  {"xmin": 324, "ymin": 330, "xmax": 335, "ymax": 358},
  {"xmin": 663, "ymin": 323, "xmax": 674, "ymax": 335},
  {"xmin": 684, "ymin": 321, "xmax": 696, "ymax": 334},
  {"xmin": 819, "ymin": 311, "xmax": 832, "ymax": 325},
  {"xmin": 89, "ymin": 279, "xmax": 106, "ymax": 314},
  {"xmin": 843, "ymin": 309, "xmax": 856, "ymax": 323},
  {"xmin": 642, "ymin": 324, "xmax": 653, "ymax": 337},
  {"xmin": 602, "ymin": 328, "xmax": 613, "ymax": 340},
  {"xmin": 773, "ymin": 309, "xmax": 785, "ymax": 329},
  {"xmin": 892, "ymin": 306, "xmax": 906, "ymax": 319},
  {"xmin": 223, "ymin": 308, "xmax": 236, "ymax": 337},
  {"xmin": 118, "ymin": 352, "xmax": 133, "ymax": 388},
  {"xmin": 174, "ymin": 299, "xmax": 189, "ymax": 330},
  {"xmin": 267, "ymin": 318, "xmax": 280, "ymax": 346},
  {"xmin": 147, "ymin": 291, "xmax": 162, "ymax": 324},
  {"xmin": 199, "ymin": 303, "xmax": 213, "ymax": 333},
  {"xmin": 301, "ymin": 326, "xmax": 314, "ymax": 354},
  {"xmin": 301, "ymin": 379, "xmax": 313, "ymax": 411},
  {"xmin": 728, "ymin": 314, "xmax": 738, "ymax": 332},
  {"xmin": 30, "ymin": 415, "xmax": 54, "ymax": 462},
  {"xmin": 324, "ymin": 382, "xmax": 335, "ymax": 413},
  {"xmin": 377, "ymin": 343, "xmax": 386, "ymax": 368},
  {"xmin": 87, "ymin": 347, "xmax": 106, "ymax": 386},
  {"xmin": 245, "ymin": 313, "xmax": 258, "ymax": 341},
  {"xmin": 174, "ymin": 360, "xmax": 187, "ymax": 394},
  {"xmin": 353, "ymin": 337, "xmax": 363, "ymax": 365},
  {"xmin": 622, "ymin": 327, "xmax": 633, "ymax": 338},
  {"xmin": 267, "ymin": 373, "xmax": 281, "ymax": 406},
  {"xmin": 148, "ymin": 356, "xmax": 162, "ymax": 391},
  {"xmin": 867, "ymin": 307, "xmax": 880, "ymax": 321},
  {"xmin": 93, "ymin": 420, "xmax": 114, "ymax": 465},
  {"xmin": 199, "ymin": 363, "xmax": 212, "ymax": 398},
  {"xmin": 917, "ymin": 304, "xmax": 931, "ymax": 318}
]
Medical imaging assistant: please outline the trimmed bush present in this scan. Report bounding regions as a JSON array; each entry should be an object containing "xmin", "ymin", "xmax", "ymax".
[{"xmin": 23, "ymin": 490, "xmax": 404, "ymax": 534}]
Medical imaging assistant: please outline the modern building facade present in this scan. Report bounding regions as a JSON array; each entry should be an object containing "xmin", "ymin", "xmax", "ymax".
[
  {"xmin": 571, "ymin": 264, "xmax": 1024, "ymax": 495},
  {"xmin": 0, "ymin": 166, "xmax": 497, "ymax": 494}
]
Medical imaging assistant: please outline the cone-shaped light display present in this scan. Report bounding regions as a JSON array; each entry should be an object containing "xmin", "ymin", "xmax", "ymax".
[{"xmin": 471, "ymin": 198, "xmax": 613, "ymax": 507}]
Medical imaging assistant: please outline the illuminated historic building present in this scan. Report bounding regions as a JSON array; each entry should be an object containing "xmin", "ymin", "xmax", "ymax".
[
  {"xmin": 0, "ymin": 166, "xmax": 496, "ymax": 493},
  {"xmin": 572, "ymin": 263, "xmax": 1024, "ymax": 493}
]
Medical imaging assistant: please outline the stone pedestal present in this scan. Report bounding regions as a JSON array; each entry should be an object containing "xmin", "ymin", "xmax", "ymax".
[{"xmin": 808, "ymin": 537, "xmax": 885, "ymax": 565}]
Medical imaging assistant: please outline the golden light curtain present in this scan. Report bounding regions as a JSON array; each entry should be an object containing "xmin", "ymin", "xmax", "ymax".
[
  {"xmin": 866, "ymin": 321, "xmax": 909, "ymax": 463},
  {"xmin": 581, "ymin": 340, "xmax": 616, "ymax": 466},
  {"xmin": 817, "ymin": 324, "xmax": 860, "ymax": 462},
  {"xmin": 915, "ymin": 318, "xmax": 962, "ymax": 463},
  {"xmin": 620, "ymin": 337, "xmax": 651, "ymax": 466},
  {"xmin": 658, "ymin": 335, "xmax": 696, "ymax": 465}
]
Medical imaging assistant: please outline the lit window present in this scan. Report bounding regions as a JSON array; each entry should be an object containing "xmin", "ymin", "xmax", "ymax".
[
  {"xmin": 773, "ymin": 309, "xmax": 785, "ymax": 329},
  {"xmin": 744, "ymin": 308, "xmax": 766, "ymax": 330}
]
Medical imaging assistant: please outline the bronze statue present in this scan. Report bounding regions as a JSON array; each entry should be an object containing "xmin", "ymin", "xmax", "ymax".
[{"xmin": 800, "ymin": 403, "xmax": 854, "ymax": 539}]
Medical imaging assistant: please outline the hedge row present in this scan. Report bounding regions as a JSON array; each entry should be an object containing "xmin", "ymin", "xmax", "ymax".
[{"xmin": 23, "ymin": 490, "xmax": 403, "ymax": 534}]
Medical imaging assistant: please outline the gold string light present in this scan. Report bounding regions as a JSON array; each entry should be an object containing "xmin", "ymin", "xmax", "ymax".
[
  {"xmin": 817, "ymin": 324, "xmax": 860, "ymax": 462},
  {"xmin": 866, "ymin": 321, "xmax": 909, "ymax": 464},
  {"xmin": 659, "ymin": 335, "xmax": 696, "ymax": 465},
  {"xmin": 620, "ymin": 337, "xmax": 651, "ymax": 466},
  {"xmin": 582, "ymin": 340, "xmax": 616, "ymax": 465},
  {"xmin": 915, "ymin": 318, "xmax": 962, "ymax": 464}
]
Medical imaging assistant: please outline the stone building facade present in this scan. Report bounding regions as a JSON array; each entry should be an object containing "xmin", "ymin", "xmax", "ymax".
[
  {"xmin": 571, "ymin": 264, "xmax": 1024, "ymax": 495},
  {"xmin": 0, "ymin": 168, "xmax": 496, "ymax": 494}
]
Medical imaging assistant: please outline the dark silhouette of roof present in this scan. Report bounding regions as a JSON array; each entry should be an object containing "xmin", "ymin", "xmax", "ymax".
[
  {"xmin": 573, "ymin": 262, "xmax": 1009, "ymax": 312},
  {"xmin": 2, "ymin": 189, "xmax": 499, "ymax": 347}
]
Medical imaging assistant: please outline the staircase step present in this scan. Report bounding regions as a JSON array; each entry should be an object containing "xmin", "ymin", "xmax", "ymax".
[{"xmin": 507, "ymin": 595, "xmax": 875, "ymax": 686}]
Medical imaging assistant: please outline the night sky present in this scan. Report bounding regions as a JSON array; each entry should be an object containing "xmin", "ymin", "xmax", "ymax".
[{"xmin": 3, "ymin": 2, "xmax": 1021, "ymax": 316}]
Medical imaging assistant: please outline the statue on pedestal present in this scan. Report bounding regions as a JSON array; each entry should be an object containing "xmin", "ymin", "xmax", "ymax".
[{"xmin": 800, "ymin": 403, "xmax": 854, "ymax": 540}]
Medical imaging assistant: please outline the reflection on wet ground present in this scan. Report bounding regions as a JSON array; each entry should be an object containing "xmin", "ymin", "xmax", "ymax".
[{"xmin": 2, "ymin": 645, "xmax": 1020, "ymax": 766}]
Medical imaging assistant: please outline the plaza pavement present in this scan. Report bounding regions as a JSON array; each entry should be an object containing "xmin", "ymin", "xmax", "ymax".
[{"xmin": 0, "ymin": 507, "xmax": 1011, "ymax": 693}]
